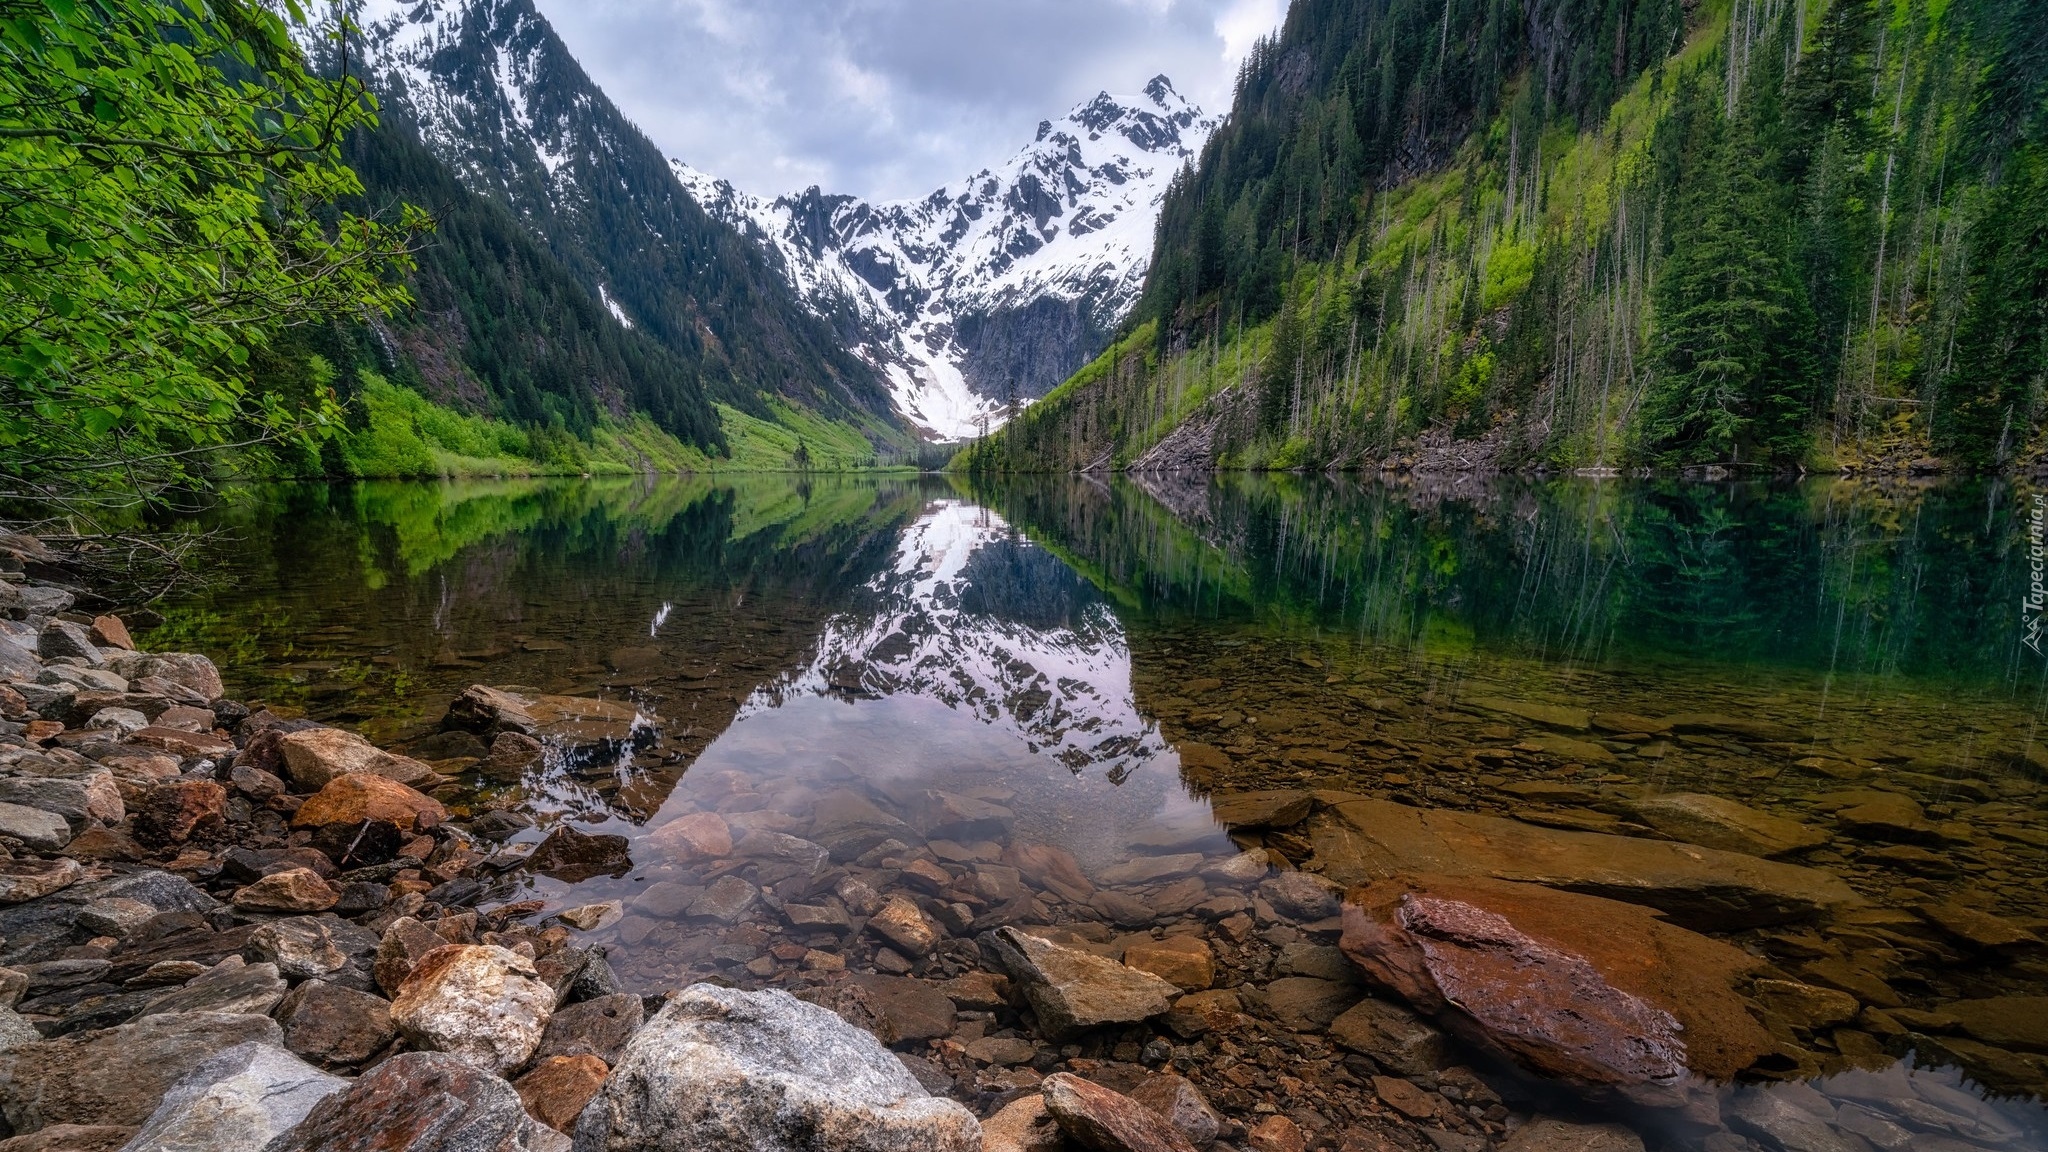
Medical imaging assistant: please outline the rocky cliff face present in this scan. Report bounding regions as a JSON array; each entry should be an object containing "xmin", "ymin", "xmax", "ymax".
[{"xmin": 674, "ymin": 78, "xmax": 1216, "ymax": 439}]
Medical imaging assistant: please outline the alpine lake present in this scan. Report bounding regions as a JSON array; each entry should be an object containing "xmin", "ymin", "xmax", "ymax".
[{"xmin": 146, "ymin": 471, "xmax": 2048, "ymax": 1152}]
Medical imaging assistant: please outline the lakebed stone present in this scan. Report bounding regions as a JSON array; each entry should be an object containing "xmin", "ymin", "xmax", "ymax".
[
  {"xmin": 1312, "ymin": 797, "xmax": 1858, "ymax": 930},
  {"xmin": 569, "ymin": 983, "xmax": 978, "ymax": 1152},
  {"xmin": 1339, "ymin": 875, "xmax": 1772, "ymax": 1089},
  {"xmin": 984, "ymin": 926, "xmax": 1177, "ymax": 1040},
  {"xmin": 1627, "ymin": 793, "xmax": 1829, "ymax": 858},
  {"xmin": 1042, "ymin": 1073, "xmax": 1196, "ymax": 1152}
]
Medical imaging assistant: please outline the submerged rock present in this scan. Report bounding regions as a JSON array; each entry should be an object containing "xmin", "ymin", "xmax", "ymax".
[
  {"xmin": 1627, "ymin": 793, "xmax": 1829, "ymax": 858},
  {"xmin": 983, "ymin": 926, "xmax": 1177, "ymax": 1040},
  {"xmin": 569, "ymin": 983, "xmax": 978, "ymax": 1152},
  {"xmin": 1311, "ymin": 797, "xmax": 1858, "ymax": 930},
  {"xmin": 1042, "ymin": 1073, "xmax": 1196, "ymax": 1152},
  {"xmin": 1339, "ymin": 875, "xmax": 1772, "ymax": 1089}
]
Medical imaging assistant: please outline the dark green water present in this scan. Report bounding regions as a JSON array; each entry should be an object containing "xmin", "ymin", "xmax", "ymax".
[{"xmin": 150, "ymin": 472, "xmax": 2048, "ymax": 1147}]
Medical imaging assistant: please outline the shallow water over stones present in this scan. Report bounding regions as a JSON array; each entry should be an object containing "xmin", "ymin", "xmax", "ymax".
[{"xmin": 150, "ymin": 473, "xmax": 2048, "ymax": 1150}]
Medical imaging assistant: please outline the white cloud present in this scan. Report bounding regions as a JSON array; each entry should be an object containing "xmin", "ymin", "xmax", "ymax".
[{"xmin": 531, "ymin": 0, "xmax": 1283, "ymax": 201}]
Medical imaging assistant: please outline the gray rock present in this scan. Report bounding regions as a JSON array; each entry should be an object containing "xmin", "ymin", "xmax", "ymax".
[
  {"xmin": 389, "ymin": 944, "xmax": 553, "ymax": 1075},
  {"xmin": 137, "ymin": 960, "xmax": 286, "ymax": 1019},
  {"xmin": 0, "ymin": 776, "xmax": 96, "ymax": 833},
  {"xmin": 18, "ymin": 586, "xmax": 75, "ymax": 616},
  {"xmin": 0, "ymin": 1010, "xmax": 283, "ymax": 1131},
  {"xmin": 101, "ymin": 653, "xmax": 221, "ymax": 702},
  {"xmin": 85, "ymin": 707, "xmax": 148, "ymax": 736},
  {"xmin": 1328, "ymin": 999, "xmax": 1452, "ymax": 1077},
  {"xmin": 687, "ymin": 875, "xmax": 758, "ymax": 922},
  {"xmin": 274, "ymin": 980, "xmax": 397, "ymax": 1067},
  {"xmin": 570, "ymin": 983, "xmax": 978, "ymax": 1152},
  {"xmin": 1726, "ymin": 1089, "xmax": 1860, "ymax": 1152},
  {"xmin": 0, "ymin": 801, "xmax": 70, "ymax": 851},
  {"xmin": 117, "ymin": 1041, "xmax": 344, "ymax": 1152},
  {"xmin": 262, "ymin": 1050, "xmax": 569, "ymax": 1152},
  {"xmin": 12, "ymin": 682, "xmax": 73, "ymax": 716},
  {"xmin": 1259, "ymin": 872, "xmax": 1344, "ymax": 922},
  {"xmin": 245, "ymin": 917, "xmax": 372, "ymax": 981},
  {"xmin": 982, "ymin": 926, "xmax": 1176, "ymax": 1040},
  {"xmin": 536, "ymin": 993, "xmax": 644, "ymax": 1065},
  {"xmin": 1262, "ymin": 977, "xmax": 1360, "ymax": 1030},
  {"xmin": 0, "ymin": 1005, "xmax": 39, "ymax": 1052},
  {"xmin": 37, "ymin": 622, "xmax": 101, "ymax": 666}
]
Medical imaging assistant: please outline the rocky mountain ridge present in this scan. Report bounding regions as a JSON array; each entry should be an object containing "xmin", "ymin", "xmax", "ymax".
[{"xmin": 674, "ymin": 78, "xmax": 1217, "ymax": 439}]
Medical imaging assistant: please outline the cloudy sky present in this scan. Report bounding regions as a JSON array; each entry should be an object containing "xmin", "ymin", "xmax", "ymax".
[{"xmin": 530, "ymin": 0, "xmax": 1285, "ymax": 204}]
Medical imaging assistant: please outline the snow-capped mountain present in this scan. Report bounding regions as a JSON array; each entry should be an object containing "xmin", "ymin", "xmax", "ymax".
[
  {"xmin": 675, "ymin": 80, "xmax": 1217, "ymax": 440},
  {"xmin": 326, "ymin": 0, "xmax": 896, "ymax": 427}
]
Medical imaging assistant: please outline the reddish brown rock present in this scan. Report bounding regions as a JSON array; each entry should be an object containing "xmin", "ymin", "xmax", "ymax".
[
  {"xmin": 126, "ymin": 728, "xmax": 234, "ymax": 759},
  {"xmin": 1245, "ymin": 1115, "xmax": 1307, "ymax": 1152},
  {"xmin": 291, "ymin": 773, "xmax": 445, "ymax": 834},
  {"xmin": 374, "ymin": 916, "xmax": 448, "ymax": 996},
  {"xmin": 279, "ymin": 726, "xmax": 441, "ymax": 793},
  {"xmin": 514, "ymin": 1053, "xmax": 607, "ymax": 1133},
  {"xmin": 1005, "ymin": 842, "xmax": 1095, "ymax": 902},
  {"xmin": 231, "ymin": 867, "xmax": 339, "ymax": 913},
  {"xmin": 1042, "ymin": 1073, "xmax": 1198, "ymax": 1152},
  {"xmin": 0, "ymin": 1124, "xmax": 138, "ymax": 1152},
  {"xmin": 87, "ymin": 616, "xmax": 133, "ymax": 650},
  {"xmin": 130, "ymin": 779, "xmax": 226, "ymax": 846},
  {"xmin": 262, "ymin": 1050, "xmax": 564, "ymax": 1152},
  {"xmin": 1339, "ymin": 875, "xmax": 1771, "ymax": 1089}
]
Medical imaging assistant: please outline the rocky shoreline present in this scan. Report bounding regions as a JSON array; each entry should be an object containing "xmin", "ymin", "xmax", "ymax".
[{"xmin": 0, "ymin": 529, "xmax": 2040, "ymax": 1152}]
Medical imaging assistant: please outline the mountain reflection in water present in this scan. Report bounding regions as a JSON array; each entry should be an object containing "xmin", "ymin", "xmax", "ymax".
[{"xmin": 154, "ymin": 473, "xmax": 2048, "ymax": 1150}]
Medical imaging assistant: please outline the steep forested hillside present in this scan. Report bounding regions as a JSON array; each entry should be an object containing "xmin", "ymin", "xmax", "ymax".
[{"xmin": 968, "ymin": 0, "xmax": 2048, "ymax": 474}]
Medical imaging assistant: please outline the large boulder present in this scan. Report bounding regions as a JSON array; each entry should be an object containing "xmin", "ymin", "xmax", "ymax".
[
  {"xmin": 277, "ymin": 727, "xmax": 440, "ymax": 793},
  {"xmin": 274, "ymin": 980, "xmax": 397, "ymax": 1067},
  {"xmin": 1339, "ymin": 876, "xmax": 1772, "ymax": 1094},
  {"xmin": 569, "ymin": 983, "xmax": 978, "ymax": 1152},
  {"xmin": 101, "ymin": 653, "xmax": 222, "ymax": 702},
  {"xmin": 117, "ymin": 1041, "xmax": 344, "ymax": 1152},
  {"xmin": 262, "ymin": 1051, "xmax": 569, "ymax": 1152},
  {"xmin": 982, "ymin": 927, "xmax": 1177, "ymax": 1040},
  {"xmin": 1310, "ymin": 797, "xmax": 1858, "ymax": 930},
  {"xmin": 390, "ymin": 945, "xmax": 555, "ymax": 1075},
  {"xmin": 0, "ymin": 1011, "xmax": 281, "ymax": 1132}
]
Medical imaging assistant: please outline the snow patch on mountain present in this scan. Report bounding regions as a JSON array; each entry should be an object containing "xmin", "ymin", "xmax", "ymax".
[{"xmin": 674, "ymin": 77, "xmax": 1216, "ymax": 440}]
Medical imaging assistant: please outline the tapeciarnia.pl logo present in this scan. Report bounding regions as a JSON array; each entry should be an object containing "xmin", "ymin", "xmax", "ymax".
[{"xmin": 2028, "ymin": 493, "xmax": 2046, "ymax": 655}]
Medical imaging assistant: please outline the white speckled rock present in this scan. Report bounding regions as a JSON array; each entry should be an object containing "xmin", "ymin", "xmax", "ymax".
[
  {"xmin": 117, "ymin": 1041, "xmax": 344, "ymax": 1152},
  {"xmin": 571, "ymin": 984, "xmax": 979, "ymax": 1152},
  {"xmin": 390, "ymin": 945, "xmax": 554, "ymax": 1075}
]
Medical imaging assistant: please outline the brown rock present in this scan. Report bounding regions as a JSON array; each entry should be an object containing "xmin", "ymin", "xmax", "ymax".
[
  {"xmin": 0, "ymin": 1125, "xmax": 138, "ymax": 1152},
  {"xmin": 1245, "ymin": 1115, "xmax": 1306, "ymax": 1152},
  {"xmin": 1312, "ymin": 798, "xmax": 1858, "ymax": 930},
  {"xmin": 231, "ymin": 867, "xmax": 339, "ymax": 912},
  {"xmin": 390, "ymin": 944, "xmax": 554, "ymax": 1074},
  {"xmin": 1833, "ymin": 792, "xmax": 1943, "ymax": 843},
  {"xmin": 1627, "ymin": 793, "xmax": 1829, "ymax": 858},
  {"xmin": 1753, "ymin": 979, "xmax": 1860, "ymax": 1031},
  {"xmin": 262, "ymin": 1050, "xmax": 565, "ymax": 1152},
  {"xmin": 373, "ymin": 916, "xmax": 448, "ymax": 995},
  {"xmin": 1500, "ymin": 1117, "xmax": 1645, "ymax": 1152},
  {"xmin": 1124, "ymin": 938, "xmax": 1213, "ymax": 991},
  {"xmin": 279, "ymin": 727, "xmax": 440, "ymax": 792},
  {"xmin": 1328, "ymin": 999, "xmax": 1451, "ymax": 1077},
  {"xmin": 1208, "ymin": 790, "xmax": 1312, "ymax": 830},
  {"xmin": 1918, "ymin": 902, "xmax": 2041, "ymax": 950},
  {"xmin": 1042, "ymin": 1073, "xmax": 1197, "ymax": 1152},
  {"xmin": 1005, "ymin": 842, "xmax": 1095, "ymax": 902},
  {"xmin": 442, "ymin": 685, "xmax": 648, "ymax": 759},
  {"xmin": 646, "ymin": 811, "xmax": 732, "ymax": 862},
  {"xmin": 1371, "ymin": 1076, "xmax": 1437, "ymax": 1119},
  {"xmin": 982, "ymin": 1095, "xmax": 1064, "ymax": 1152},
  {"xmin": 125, "ymin": 728, "xmax": 234, "ymax": 759},
  {"xmin": 535, "ymin": 993, "xmax": 644, "ymax": 1064},
  {"xmin": 1128, "ymin": 1075, "xmax": 1221, "ymax": 1149},
  {"xmin": 87, "ymin": 617, "xmax": 132, "ymax": 651},
  {"xmin": 514, "ymin": 1053, "xmax": 607, "ymax": 1133},
  {"xmin": 0, "ymin": 858, "xmax": 83, "ymax": 905},
  {"xmin": 130, "ymin": 779, "xmax": 226, "ymax": 846},
  {"xmin": 1944, "ymin": 996, "xmax": 2048, "ymax": 1052},
  {"xmin": 1339, "ymin": 875, "xmax": 1771, "ymax": 1088},
  {"xmin": 527, "ymin": 825, "xmax": 631, "ymax": 883},
  {"xmin": 477, "ymin": 731, "xmax": 544, "ymax": 781},
  {"xmin": 0, "ymin": 1010, "xmax": 281, "ymax": 1131},
  {"xmin": 276, "ymin": 979, "xmax": 398, "ymax": 1066},
  {"xmin": 290, "ymin": 773, "xmax": 445, "ymax": 834},
  {"xmin": 985, "ymin": 927, "xmax": 1176, "ymax": 1040},
  {"xmin": 868, "ymin": 895, "xmax": 942, "ymax": 957}
]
